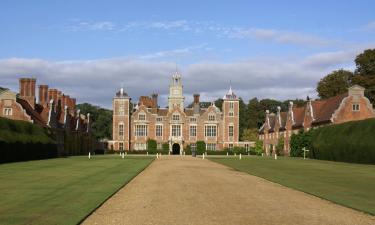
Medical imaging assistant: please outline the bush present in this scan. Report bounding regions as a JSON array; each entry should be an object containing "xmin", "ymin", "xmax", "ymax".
[
  {"xmin": 206, "ymin": 150, "xmax": 228, "ymax": 155},
  {"xmin": 196, "ymin": 141, "xmax": 205, "ymax": 154},
  {"xmin": 147, "ymin": 139, "xmax": 157, "ymax": 151},
  {"xmin": 276, "ymin": 137, "xmax": 284, "ymax": 156},
  {"xmin": 290, "ymin": 129, "xmax": 313, "ymax": 157},
  {"xmin": 184, "ymin": 145, "xmax": 192, "ymax": 155},
  {"xmin": 0, "ymin": 118, "xmax": 57, "ymax": 163},
  {"xmin": 250, "ymin": 140, "xmax": 263, "ymax": 156},
  {"xmin": 162, "ymin": 143, "xmax": 169, "ymax": 152},
  {"xmin": 232, "ymin": 146, "xmax": 247, "ymax": 155},
  {"xmin": 310, "ymin": 118, "xmax": 375, "ymax": 164}
]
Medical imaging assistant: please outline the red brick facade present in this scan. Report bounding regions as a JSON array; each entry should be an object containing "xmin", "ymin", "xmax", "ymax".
[
  {"xmin": 110, "ymin": 73, "xmax": 240, "ymax": 152},
  {"xmin": 0, "ymin": 78, "xmax": 93, "ymax": 155},
  {"xmin": 259, "ymin": 85, "xmax": 375, "ymax": 156}
]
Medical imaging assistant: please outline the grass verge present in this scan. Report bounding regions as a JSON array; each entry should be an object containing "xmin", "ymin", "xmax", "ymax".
[
  {"xmin": 210, "ymin": 156, "xmax": 375, "ymax": 215},
  {"xmin": 0, "ymin": 155, "xmax": 154, "ymax": 225}
]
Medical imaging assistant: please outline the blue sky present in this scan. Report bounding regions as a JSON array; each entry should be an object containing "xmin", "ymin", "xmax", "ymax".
[{"xmin": 1, "ymin": 0, "xmax": 375, "ymax": 108}]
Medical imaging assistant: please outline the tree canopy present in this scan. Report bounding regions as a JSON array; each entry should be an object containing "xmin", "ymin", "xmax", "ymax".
[
  {"xmin": 76, "ymin": 103, "xmax": 112, "ymax": 140},
  {"xmin": 316, "ymin": 69, "xmax": 352, "ymax": 99}
]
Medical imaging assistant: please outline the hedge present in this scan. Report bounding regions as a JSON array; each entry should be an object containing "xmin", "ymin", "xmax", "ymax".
[
  {"xmin": 310, "ymin": 118, "xmax": 375, "ymax": 164},
  {"xmin": 0, "ymin": 117, "xmax": 57, "ymax": 163}
]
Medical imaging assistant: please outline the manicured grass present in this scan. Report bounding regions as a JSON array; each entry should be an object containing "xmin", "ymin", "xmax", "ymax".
[
  {"xmin": 0, "ymin": 155, "xmax": 154, "ymax": 225},
  {"xmin": 210, "ymin": 156, "xmax": 375, "ymax": 215}
]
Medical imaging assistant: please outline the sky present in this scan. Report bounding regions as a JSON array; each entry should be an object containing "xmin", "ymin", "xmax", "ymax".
[{"xmin": 1, "ymin": 0, "xmax": 375, "ymax": 108}]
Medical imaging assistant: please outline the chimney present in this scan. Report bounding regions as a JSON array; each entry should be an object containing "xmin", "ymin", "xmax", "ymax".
[
  {"xmin": 152, "ymin": 93, "xmax": 158, "ymax": 108},
  {"xmin": 19, "ymin": 78, "xmax": 36, "ymax": 108},
  {"xmin": 38, "ymin": 85, "xmax": 49, "ymax": 105},
  {"xmin": 194, "ymin": 94, "xmax": 200, "ymax": 104},
  {"xmin": 193, "ymin": 94, "xmax": 200, "ymax": 114},
  {"xmin": 71, "ymin": 98, "xmax": 76, "ymax": 109}
]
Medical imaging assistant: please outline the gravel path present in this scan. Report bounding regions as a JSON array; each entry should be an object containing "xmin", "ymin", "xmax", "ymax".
[{"xmin": 82, "ymin": 156, "xmax": 375, "ymax": 225}]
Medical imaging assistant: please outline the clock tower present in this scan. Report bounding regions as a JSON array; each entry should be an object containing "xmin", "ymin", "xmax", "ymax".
[{"xmin": 168, "ymin": 72, "xmax": 185, "ymax": 112}]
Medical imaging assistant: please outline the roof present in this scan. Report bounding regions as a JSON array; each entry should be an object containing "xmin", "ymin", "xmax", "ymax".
[
  {"xmin": 16, "ymin": 97, "xmax": 47, "ymax": 128},
  {"xmin": 223, "ymin": 86, "xmax": 237, "ymax": 100},
  {"xmin": 115, "ymin": 88, "xmax": 129, "ymax": 98},
  {"xmin": 292, "ymin": 106, "xmax": 305, "ymax": 128},
  {"xmin": 311, "ymin": 93, "xmax": 348, "ymax": 125}
]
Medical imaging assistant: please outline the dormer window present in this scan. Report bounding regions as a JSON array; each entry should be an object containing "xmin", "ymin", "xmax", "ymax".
[
  {"xmin": 208, "ymin": 114, "xmax": 215, "ymax": 121},
  {"xmin": 138, "ymin": 113, "xmax": 146, "ymax": 120},
  {"xmin": 172, "ymin": 114, "xmax": 180, "ymax": 121},
  {"xmin": 352, "ymin": 104, "xmax": 360, "ymax": 111}
]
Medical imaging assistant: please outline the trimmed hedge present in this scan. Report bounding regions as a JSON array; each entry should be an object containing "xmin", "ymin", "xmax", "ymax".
[
  {"xmin": 310, "ymin": 118, "xmax": 375, "ymax": 164},
  {"xmin": 0, "ymin": 117, "xmax": 57, "ymax": 163}
]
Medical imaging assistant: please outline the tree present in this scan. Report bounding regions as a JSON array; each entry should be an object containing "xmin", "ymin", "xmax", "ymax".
[
  {"xmin": 0, "ymin": 87, "xmax": 6, "ymax": 92},
  {"xmin": 241, "ymin": 128, "xmax": 258, "ymax": 141},
  {"xmin": 247, "ymin": 98, "xmax": 262, "ymax": 128},
  {"xmin": 253, "ymin": 140, "xmax": 263, "ymax": 155},
  {"xmin": 76, "ymin": 103, "xmax": 113, "ymax": 139},
  {"xmin": 355, "ymin": 49, "xmax": 375, "ymax": 76},
  {"xmin": 316, "ymin": 69, "xmax": 352, "ymax": 99},
  {"xmin": 276, "ymin": 136, "xmax": 284, "ymax": 156},
  {"xmin": 352, "ymin": 49, "xmax": 375, "ymax": 104}
]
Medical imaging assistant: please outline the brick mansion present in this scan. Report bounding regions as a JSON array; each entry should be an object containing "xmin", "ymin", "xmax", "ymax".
[{"xmin": 110, "ymin": 72, "xmax": 241, "ymax": 153}]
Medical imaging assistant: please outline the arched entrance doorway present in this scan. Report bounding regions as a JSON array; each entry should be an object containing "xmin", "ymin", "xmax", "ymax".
[{"xmin": 172, "ymin": 143, "xmax": 180, "ymax": 155}]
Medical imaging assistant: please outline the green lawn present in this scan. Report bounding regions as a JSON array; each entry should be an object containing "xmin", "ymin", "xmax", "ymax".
[
  {"xmin": 0, "ymin": 155, "xmax": 154, "ymax": 225},
  {"xmin": 210, "ymin": 156, "xmax": 375, "ymax": 215}
]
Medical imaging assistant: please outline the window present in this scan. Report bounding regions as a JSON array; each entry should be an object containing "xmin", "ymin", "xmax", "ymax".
[
  {"xmin": 190, "ymin": 117, "xmax": 197, "ymax": 123},
  {"xmin": 205, "ymin": 125, "xmax": 217, "ymax": 137},
  {"xmin": 229, "ymin": 144, "xmax": 233, "ymax": 150},
  {"xmin": 228, "ymin": 125, "xmax": 234, "ymax": 137},
  {"xmin": 156, "ymin": 125, "xmax": 163, "ymax": 137},
  {"xmin": 208, "ymin": 114, "xmax": 215, "ymax": 121},
  {"xmin": 3, "ymin": 108, "xmax": 12, "ymax": 116},
  {"xmin": 206, "ymin": 143, "xmax": 216, "ymax": 151},
  {"xmin": 229, "ymin": 102, "xmax": 234, "ymax": 110},
  {"xmin": 119, "ymin": 124, "xmax": 124, "ymax": 138},
  {"xmin": 156, "ymin": 117, "xmax": 163, "ymax": 122},
  {"xmin": 135, "ymin": 125, "xmax": 148, "ymax": 136},
  {"xmin": 191, "ymin": 143, "xmax": 196, "ymax": 151},
  {"xmin": 245, "ymin": 144, "xmax": 249, "ymax": 151},
  {"xmin": 172, "ymin": 125, "xmax": 181, "ymax": 137},
  {"xmin": 118, "ymin": 103, "xmax": 124, "ymax": 115},
  {"xmin": 119, "ymin": 142, "xmax": 124, "ymax": 151},
  {"xmin": 138, "ymin": 113, "xmax": 146, "ymax": 120},
  {"xmin": 229, "ymin": 111, "xmax": 234, "ymax": 117},
  {"xmin": 352, "ymin": 104, "xmax": 360, "ymax": 111},
  {"xmin": 190, "ymin": 125, "xmax": 197, "ymax": 137},
  {"xmin": 135, "ymin": 143, "xmax": 147, "ymax": 150},
  {"xmin": 172, "ymin": 114, "xmax": 180, "ymax": 121}
]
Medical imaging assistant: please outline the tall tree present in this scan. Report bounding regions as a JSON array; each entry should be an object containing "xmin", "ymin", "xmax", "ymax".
[
  {"xmin": 76, "ymin": 103, "xmax": 113, "ymax": 139},
  {"xmin": 247, "ymin": 98, "xmax": 262, "ymax": 129},
  {"xmin": 316, "ymin": 69, "xmax": 352, "ymax": 99},
  {"xmin": 352, "ymin": 49, "xmax": 375, "ymax": 104}
]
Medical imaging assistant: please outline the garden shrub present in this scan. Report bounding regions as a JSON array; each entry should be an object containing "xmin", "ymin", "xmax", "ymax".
[{"xmin": 310, "ymin": 118, "xmax": 375, "ymax": 164}]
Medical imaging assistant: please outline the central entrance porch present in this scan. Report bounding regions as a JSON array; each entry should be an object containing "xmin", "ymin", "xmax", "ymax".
[{"xmin": 172, "ymin": 143, "xmax": 180, "ymax": 155}]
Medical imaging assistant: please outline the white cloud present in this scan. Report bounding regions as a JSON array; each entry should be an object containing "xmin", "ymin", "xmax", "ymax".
[
  {"xmin": 229, "ymin": 28, "xmax": 334, "ymax": 47},
  {"xmin": 362, "ymin": 21, "xmax": 375, "ymax": 32},
  {"xmin": 0, "ymin": 45, "xmax": 364, "ymax": 109},
  {"xmin": 66, "ymin": 21, "xmax": 116, "ymax": 31},
  {"xmin": 64, "ymin": 19, "xmax": 339, "ymax": 47}
]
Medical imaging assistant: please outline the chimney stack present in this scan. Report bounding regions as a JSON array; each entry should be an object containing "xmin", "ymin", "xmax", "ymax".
[
  {"xmin": 19, "ymin": 78, "xmax": 36, "ymax": 108},
  {"xmin": 38, "ymin": 85, "xmax": 49, "ymax": 105},
  {"xmin": 193, "ymin": 94, "xmax": 200, "ymax": 104},
  {"xmin": 152, "ymin": 93, "xmax": 158, "ymax": 108}
]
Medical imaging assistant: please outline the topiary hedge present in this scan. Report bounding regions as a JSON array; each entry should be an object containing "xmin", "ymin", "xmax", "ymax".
[
  {"xmin": 310, "ymin": 118, "xmax": 375, "ymax": 164},
  {"xmin": 0, "ymin": 117, "xmax": 57, "ymax": 163}
]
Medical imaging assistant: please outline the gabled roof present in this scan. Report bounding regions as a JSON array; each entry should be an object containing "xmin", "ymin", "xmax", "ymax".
[
  {"xmin": 292, "ymin": 106, "xmax": 305, "ymax": 128},
  {"xmin": 16, "ymin": 97, "xmax": 47, "ymax": 128},
  {"xmin": 311, "ymin": 93, "xmax": 348, "ymax": 125}
]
